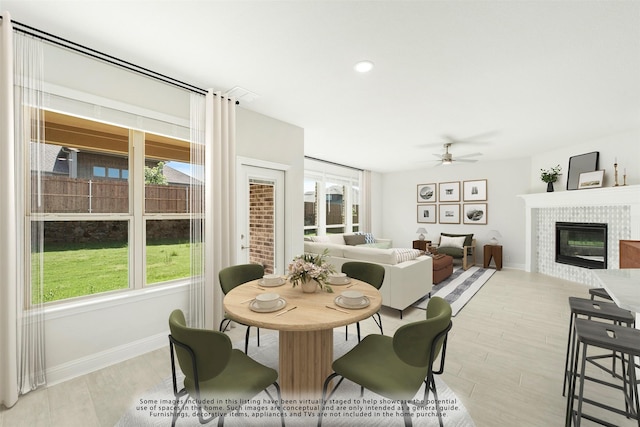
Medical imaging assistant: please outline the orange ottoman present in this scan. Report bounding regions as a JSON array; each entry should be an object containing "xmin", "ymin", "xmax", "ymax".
[{"xmin": 432, "ymin": 254, "xmax": 453, "ymax": 284}]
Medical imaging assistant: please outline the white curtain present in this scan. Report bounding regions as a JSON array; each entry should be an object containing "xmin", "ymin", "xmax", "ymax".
[
  {"xmin": 361, "ymin": 170, "xmax": 372, "ymax": 232},
  {"xmin": 205, "ymin": 90, "xmax": 236, "ymax": 330},
  {"xmin": 15, "ymin": 30, "xmax": 47, "ymax": 397},
  {"xmin": 0, "ymin": 15, "xmax": 47, "ymax": 408},
  {"xmin": 188, "ymin": 93, "xmax": 206, "ymax": 328},
  {"xmin": 0, "ymin": 12, "xmax": 19, "ymax": 408}
]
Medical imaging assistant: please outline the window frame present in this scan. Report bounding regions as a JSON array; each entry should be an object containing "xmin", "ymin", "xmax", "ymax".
[
  {"xmin": 304, "ymin": 160, "xmax": 362, "ymax": 237},
  {"xmin": 27, "ymin": 110, "xmax": 193, "ymax": 306}
]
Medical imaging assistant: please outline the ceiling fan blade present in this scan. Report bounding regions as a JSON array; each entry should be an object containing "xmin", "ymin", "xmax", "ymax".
[{"xmin": 454, "ymin": 158, "xmax": 479, "ymax": 163}]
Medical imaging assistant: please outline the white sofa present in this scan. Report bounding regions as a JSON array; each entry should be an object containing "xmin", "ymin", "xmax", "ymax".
[{"xmin": 304, "ymin": 233, "xmax": 433, "ymax": 314}]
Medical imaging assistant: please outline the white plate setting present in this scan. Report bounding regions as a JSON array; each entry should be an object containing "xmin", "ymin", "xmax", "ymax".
[
  {"xmin": 258, "ymin": 277, "xmax": 286, "ymax": 287},
  {"xmin": 249, "ymin": 298, "xmax": 287, "ymax": 313},
  {"xmin": 334, "ymin": 295, "xmax": 370, "ymax": 310},
  {"xmin": 328, "ymin": 277, "xmax": 351, "ymax": 286}
]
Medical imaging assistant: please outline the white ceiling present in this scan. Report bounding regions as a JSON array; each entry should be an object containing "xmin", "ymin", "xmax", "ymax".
[{"xmin": 4, "ymin": 1, "xmax": 640, "ymax": 173}]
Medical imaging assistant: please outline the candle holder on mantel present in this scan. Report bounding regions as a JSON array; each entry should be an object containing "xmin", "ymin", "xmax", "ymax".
[{"xmin": 614, "ymin": 162, "xmax": 619, "ymax": 187}]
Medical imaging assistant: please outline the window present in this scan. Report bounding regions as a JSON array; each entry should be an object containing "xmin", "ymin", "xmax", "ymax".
[
  {"xmin": 304, "ymin": 158, "xmax": 363, "ymax": 236},
  {"xmin": 304, "ymin": 178, "xmax": 318, "ymax": 236},
  {"xmin": 31, "ymin": 110, "xmax": 192, "ymax": 303}
]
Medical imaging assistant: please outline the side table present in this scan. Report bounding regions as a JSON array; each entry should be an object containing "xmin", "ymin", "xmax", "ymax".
[
  {"xmin": 483, "ymin": 244, "xmax": 503, "ymax": 270},
  {"xmin": 412, "ymin": 240, "xmax": 431, "ymax": 251}
]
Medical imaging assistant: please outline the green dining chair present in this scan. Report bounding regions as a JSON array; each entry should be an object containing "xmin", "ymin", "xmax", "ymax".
[
  {"xmin": 168, "ymin": 309, "xmax": 284, "ymax": 426},
  {"xmin": 341, "ymin": 261, "xmax": 385, "ymax": 342},
  {"xmin": 219, "ymin": 263, "xmax": 264, "ymax": 353},
  {"xmin": 318, "ymin": 296, "xmax": 452, "ymax": 427}
]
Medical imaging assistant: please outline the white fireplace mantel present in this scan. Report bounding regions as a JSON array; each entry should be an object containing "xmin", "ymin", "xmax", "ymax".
[{"xmin": 518, "ymin": 185, "xmax": 640, "ymax": 272}]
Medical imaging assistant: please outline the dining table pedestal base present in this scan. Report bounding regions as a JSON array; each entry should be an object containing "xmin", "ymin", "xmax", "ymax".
[{"xmin": 279, "ymin": 329, "xmax": 333, "ymax": 401}]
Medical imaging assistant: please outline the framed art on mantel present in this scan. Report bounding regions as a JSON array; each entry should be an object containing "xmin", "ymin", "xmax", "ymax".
[
  {"xmin": 567, "ymin": 151, "xmax": 599, "ymax": 190},
  {"xmin": 417, "ymin": 205, "xmax": 436, "ymax": 223},
  {"xmin": 417, "ymin": 183, "xmax": 436, "ymax": 203},
  {"xmin": 463, "ymin": 179, "xmax": 487, "ymax": 201},
  {"xmin": 439, "ymin": 181, "xmax": 460, "ymax": 202},
  {"xmin": 463, "ymin": 203, "xmax": 488, "ymax": 225},
  {"xmin": 439, "ymin": 204, "xmax": 460, "ymax": 224}
]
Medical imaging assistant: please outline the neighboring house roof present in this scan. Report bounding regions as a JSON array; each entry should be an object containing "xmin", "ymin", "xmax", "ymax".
[
  {"xmin": 31, "ymin": 143, "xmax": 69, "ymax": 175},
  {"xmin": 32, "ymin": 143, "xmax": 197, "ymax": 185},
  {"xmin": 162, "ymin": 165, "xmax": 192, "ymax": 185}
]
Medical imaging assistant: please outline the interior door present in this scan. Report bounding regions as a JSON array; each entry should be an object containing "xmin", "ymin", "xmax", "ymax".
[{"xmin": 237, "ymin": 164, "xmax": 285, "ymax": 274}]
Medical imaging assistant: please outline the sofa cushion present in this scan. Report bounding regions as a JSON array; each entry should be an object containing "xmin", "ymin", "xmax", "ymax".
[
  {"xmin": 310, "ymin": 236, "xmax": 330, "ymax": 243},
  {"xmin": 344, "ymin": 234, "xmax": 366, "ymax": 246},
  {"xmin": 441, "ymin": 232, "xmax": 473, "ymax": 247},
  {"xmin": 326, "ymin": 234, "xmax": 347, "ymax": 245},
  {"xmin": 437, "ymin": 246, "xmax": 463, "ymax": 258},
  {"xmin": 439, "ymin": 235, "xmax": 466, "ymax": 249},
  {"xmin": 343, "ymin": 246, "xmax": 397, "ymax": 265},
  {"xmin": 358, "ymin": 242, "xmax": 392, "ymax": 249},
  {"xmin": 304, "ymin": 241, "xmax": 345, "ymax": 257}
]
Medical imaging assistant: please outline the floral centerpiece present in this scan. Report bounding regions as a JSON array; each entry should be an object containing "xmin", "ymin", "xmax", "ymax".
[
  {"xmin": 540, "ymin": 165, "xmax": 562, "ymax": 183},
  {"xmin": 287, "ymin": 250, "xmax": 335, "ymax": 293}
]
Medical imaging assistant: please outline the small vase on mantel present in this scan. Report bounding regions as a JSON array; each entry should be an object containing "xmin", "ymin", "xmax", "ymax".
[
  {"xmin": 301, "ymin": 278, "xmax": 318, "ymax": 293},
  {"xmin": 547, "ymin": 182, "xmax": 554, "ymax": 192}
]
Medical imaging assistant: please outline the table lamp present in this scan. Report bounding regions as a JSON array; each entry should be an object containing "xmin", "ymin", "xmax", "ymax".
[
  {"xmin": 487, "ymin": 230, "xmax": 502, "ymax": 245},
  {"xmin": 416, "ymin": 227, "xmax": 428, "ymax": 241}
]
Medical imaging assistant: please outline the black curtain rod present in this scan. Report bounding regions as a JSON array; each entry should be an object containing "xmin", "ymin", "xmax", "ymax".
[
  {"xmin": 3, "ymin": 17, "xmax": 239, "ymax": 103},
  {"xmin": 305, "ymin": 156, "xmax": 364, "ymax": 172}
]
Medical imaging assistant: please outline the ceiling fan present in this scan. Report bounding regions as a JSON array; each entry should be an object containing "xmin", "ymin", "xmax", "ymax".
[
  {"xmin": 432, "ymin": 142, "xmax": 482, "ymax": 166},
  {"xmin": 420, "ymin": 132, "xmax": 494, "ymax": 166}
]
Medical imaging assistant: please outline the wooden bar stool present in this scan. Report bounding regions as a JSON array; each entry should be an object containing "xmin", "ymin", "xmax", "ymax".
[
  {"xmin": 565, "ymin": 318, "xmax": 640, "ymax": 426},
  {"xmin": 563, "ymin": 297, "xmax": 635, "ymax": 397}
]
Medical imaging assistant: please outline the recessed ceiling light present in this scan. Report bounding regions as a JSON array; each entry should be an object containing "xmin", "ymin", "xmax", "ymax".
[{"xmin": 354, "ymin": 60, "xmax": 374, "ymax": 73}]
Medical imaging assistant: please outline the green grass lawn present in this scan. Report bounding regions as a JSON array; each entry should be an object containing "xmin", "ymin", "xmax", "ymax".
[{"xmin": 36, "ymin": 240, "xmax": 191, "ymax": 303}]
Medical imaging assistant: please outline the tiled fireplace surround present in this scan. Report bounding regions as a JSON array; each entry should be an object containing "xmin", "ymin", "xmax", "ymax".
[{"xmin": 519, "ymin": 185, "xmax": 640, "ymax": 287}]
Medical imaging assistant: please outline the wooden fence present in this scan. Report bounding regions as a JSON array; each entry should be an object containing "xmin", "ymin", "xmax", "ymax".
[{"xmin": 32, "ymin": 176, "xmax": 190, "ymax": 213}]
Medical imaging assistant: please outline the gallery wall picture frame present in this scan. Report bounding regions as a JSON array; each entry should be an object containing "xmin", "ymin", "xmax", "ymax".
[
  {"xmin": 439, "ymin": 204, "xmax": 460, "ymax": 224},
  {"xmin": 463, "ymin": 203, "xmax": 488, "ymax": 225},
  {"xmin": 417, "ymin": 204, "xmax": 436, "ymax": 223},
  {"xmin": 578, "ymin": 170, "xmax": 605, "ymax": 189},
  {"xmin": 439, "ymin": 181, "xmax": 460, "ymax": 202},
  {"xmin": 463, "ymin": 179, "xmax": 487, "ymax": 201},
  {"xmin": 567, "ymin": 151, "xmax": 599, "ymax": 190},
  {"xmin": 417, "ymin": 183, "xmax": 436, "ymax": 203}
]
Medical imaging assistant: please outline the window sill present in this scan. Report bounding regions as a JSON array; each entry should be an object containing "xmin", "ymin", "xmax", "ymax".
[{"xmin": 40, "ymin": 280, "xmax": 190, "ymax": 321}]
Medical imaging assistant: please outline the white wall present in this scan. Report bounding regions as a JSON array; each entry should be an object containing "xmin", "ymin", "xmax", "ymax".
[
  {"xmin": 235, "ymin": 107, "xmax": 305, "ymax": 264},
  {"xmin": 529, "ymin": 128, "xmax": 640, "ymax": 192},
  {"xmin": 381, "ymin": 157, "xmax": 531, "ymax": 269}
]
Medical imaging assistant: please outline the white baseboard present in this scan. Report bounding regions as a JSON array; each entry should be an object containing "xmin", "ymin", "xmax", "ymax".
[{"xmin": 45, "ymin": 331, "xmax": 168, "ymax": 387}]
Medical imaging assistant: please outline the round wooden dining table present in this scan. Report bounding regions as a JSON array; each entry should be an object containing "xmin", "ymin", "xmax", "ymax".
[{"xmin": 223, "ymin": 277, "xmax": 381, "ymax": 400}]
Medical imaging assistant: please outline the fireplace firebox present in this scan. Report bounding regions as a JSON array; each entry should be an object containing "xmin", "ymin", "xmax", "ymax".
[{"xmin": 555, "ymin": 222, "xmax": 607, "ymax": 269}]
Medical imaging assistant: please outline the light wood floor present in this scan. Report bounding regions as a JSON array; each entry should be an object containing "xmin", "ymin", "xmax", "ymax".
[{"xmin": 0, "ymin": 268, "xmax": 637, "ymax": 426}]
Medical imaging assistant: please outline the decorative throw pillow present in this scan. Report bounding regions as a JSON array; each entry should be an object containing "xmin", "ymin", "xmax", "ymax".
[
  {"xmin": 363, "ymin": 233, "xmax": 376, "ymax": 244},
  {"xmin": 311, "ymin": 236, "xmax": 330, "ymax": 243},
  {"xmin": 439, "ymin": 235, "xmax": 466, "ymax": 249},
  {"xmin": 441, "ymin": 232, "xmax": 473, "ymax": 247},
  {"xmin": 394, "ymin": 248, "xmax": 422, "ymax": 263},
  {"xmin": 343, "ymin": 234, "xmax": 366, "ymax": 246}
]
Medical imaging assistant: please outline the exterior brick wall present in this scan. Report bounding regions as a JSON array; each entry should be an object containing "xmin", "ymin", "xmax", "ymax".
[{"xmin": 249, "ymin": 183, "xmax": 275, "ymax": 274}]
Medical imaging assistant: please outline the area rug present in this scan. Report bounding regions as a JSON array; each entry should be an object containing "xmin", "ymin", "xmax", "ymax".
[
  {"xmin": 117, "ymin": 332, "xmax": 475, "ymax": 426},
  {"xmin": 413, "ymin": 266, "xmax": 495, "ymax": 316}
]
